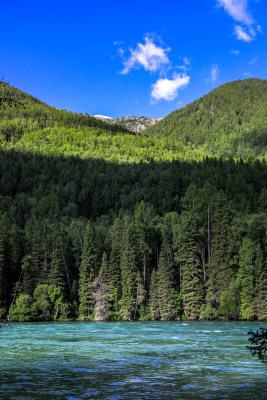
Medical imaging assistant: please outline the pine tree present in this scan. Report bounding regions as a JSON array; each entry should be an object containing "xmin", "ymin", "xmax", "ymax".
[
  {"xmin": 207, "ymin": 190, "xmax": 232, "ymax": 312},
  {"xmin": 179, "ymin": 215, "xmax": 204, "ymax": 319},
  {"xmin": 120, "ymin": 224, "xmax": 138, "ymax": 320},
  {"xmin": 108, "ymin": 214, "xmax": 128, "ymax": 297},
  {"xmin": 78, "ymin": 220, "xmax": 97, "ymax": 317},
  {"xmin": 134, "ymin": 270, "xmax": 146, "ymax": 319},
  {"xmin": 134, "ymin": 201, "xmax": 156, "ymax": 290},
  {"xmin": 148, "ymin": 268, "xmax": 160, "ymax": 320},
  {"xmin": 49, "ymin": 214, "xmax": 67, "ymax": 294},
  {"xmin": 0, "ymin": 213, "xmax": 10, "ymax": 310},
  {"xmin": 237, "ymin": 238, "xmax": 262, "ymax": 320},
  {"xmin": 254, "ymin": 244, "xmax": 267, "ymax": 321},
  {"xmin": 98, "ymin": 252, "xmax": 109, "ymax": 283},
  {"xmin": 157, "ymin": 232, "xmax": 176, "ymax": 320},
  {"xmin": 19, "ymin": 255, "xmax": 35, "ymax": 296}
]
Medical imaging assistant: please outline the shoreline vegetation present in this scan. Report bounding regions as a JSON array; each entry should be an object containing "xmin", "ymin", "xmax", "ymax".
[{"xmin": 0, "ymin": 79, "xmax": 266, "ymax": 323}]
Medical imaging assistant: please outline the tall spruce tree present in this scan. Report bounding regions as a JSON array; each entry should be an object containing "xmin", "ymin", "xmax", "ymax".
[
  {"xmin": 237, "ymin": 237, "xmax": 262, "ymax": 320},
  {"xmin": 134, "ymin": 201, "xmax": 156, "ymax": 290},
  {"xmin": 207, "ymin": 190, "xmax": 232, "ymax": 313},
  {"xmin": 148, "ymin": 268, "xmax": 160, "ymax": 320},
  {"xmin": 134, "ymin": 270, "xmax": 146, "ymax": 319},
  {"xmin": 157, "ymin": 231, "xmax": 176, "ymax": 320},
  {"xmin": 108, "ymin": 213, "xmax": 128, "ymax": 297},
  {"xmin": 0, "ymin": 213, "xmax": 10, "ymax": 310},
  {"xmin": 19, "ymin": 255, "xmax": 35, "ymax": 296},
  {"xmin": 78, "ymin": 220, "xmax": 97, "ymax": 317},
  {"xmin": 49, "ymin": 214, "xmax": 66, "ymax": 294},
  {"xmin": 179, "ymin": 215, "xmax": 204, "ymax": 319},
  {"xmin": 254, "ymin": 243, "xmax": 267, "ymax": 321},
  {"xmin": 120, "ymin": 223, "xmax": 138, "ymax": 320},
  {"xmin": 98, "ymin": 252, "xmax": 109, "ymax": 283}
]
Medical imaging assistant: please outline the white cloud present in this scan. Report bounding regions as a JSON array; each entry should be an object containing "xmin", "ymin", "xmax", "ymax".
[
  {"xmin": 217, "ymin": 0, "xmax": 261, "ymax": 42},
  {"xmin": 243, "ymin": 72, "xmax": 253, "ymax": 77},
  {"xmin": 249, "ymin": 56, "xmax": 259, "ymax": 65},
  {"xmin": 231, "ymin": 49, "xmax": 240, "ymax": 55},
  {"xmin": 151, "ymin": 74, "xmax": 190, "ymax": 101},
  {"xmin": 217, "ymin": 0, "xmax": 254, "ymax": 25},
  {"xmin": 120, "ymin": 35, "xmax": 170, "ymax": 75},
  {"xmin": 182, "ymin": 57, "xmax": 191, "ymax": 65},
  {"xmin": 234, "ymin": 25, "xmax": 254, "ymax": 41},
  {"xmin": 210, "ymin": 64, "xmax": 220, "ymax": 83}
]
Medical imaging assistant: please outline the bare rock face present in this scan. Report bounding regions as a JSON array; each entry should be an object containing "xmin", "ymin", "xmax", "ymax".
[{"xmin": 92, "ymin": 115, "xmax": 162, "ymax": 133}]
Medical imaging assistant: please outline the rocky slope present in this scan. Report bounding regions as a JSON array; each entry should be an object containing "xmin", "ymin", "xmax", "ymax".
[{"xmin": 92, "ymin": 115, "xmax": 162, "ymax": 133}]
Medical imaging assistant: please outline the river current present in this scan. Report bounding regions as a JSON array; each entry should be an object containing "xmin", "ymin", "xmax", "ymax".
[{"xmin": 0, "ymin": 321, "xmax": 266, "ymax": 399}]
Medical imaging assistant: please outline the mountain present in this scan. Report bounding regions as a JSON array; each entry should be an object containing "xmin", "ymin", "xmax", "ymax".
[
  {"xmin": 0, "ymin": 81, "xmax": 131, "ymax": 134},
  {"xmin": 0, "ymin": 81, "xmax": 204, "ymax": 163},
  {"xmin": 144, "ymin": 78, "xmax": 267, "ymax": 158},
  {"xmin": 92, "ymin": 115, "xmax": 163, "ymax": 133},
  {"xmin": 0, "ymin": 79, "xmax": 266, "ymax": 323}
]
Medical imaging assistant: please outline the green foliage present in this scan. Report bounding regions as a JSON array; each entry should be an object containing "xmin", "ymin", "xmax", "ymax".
[
  {"xmin": 218, "ymin": 280, "xmax": 240, "ymax": 320},
  {"xmin": 247, "ymin": 328, "xmax": 267, "ymax": 363},
  {"xmin": 237, "ymin": 238, "xmax": 262, "ymax": 320},
  {"xmin": 48, "ymin": 285, "xmax": 70, "ymax": 321},
  {"xmin": 179, "ymin": 215, "xmax": 204, "ymax": 319},
  {"xmin": 120, "ymin": 224, "xmax": 138, "ymax": 320},
  {"xmin": 144, "ymin": 78, "xmax": 267, "ymax": 159},
  {"xmin": 157, "ymin": 232, "xmax": 176, "ymax": 320},
  {"xmin": 0, "ymin": 80, "xmax": 266, "ymax": 321},
  {"xmin": 33, "ymin": 284, "xmax": 53, "ymax": 320},
  {"xmin": 8, "ymin": 294, "xmax": 36, "ymax": 321},
  {"xmin": 0, "ymin": 213, "xmax": 10, "ymax": 308},
  {"xmin": 148, "ymin": 269, "xmax": 160, "ymax": 320},
  {"xmin": 78, "ymin": 221, "xmax": 97, "ymax": 317},
  {"xmin": 49, "ymin": 214, "xmax": 67, "ymax": 293},
  {"xmin": 206, "ymin": 190, "xmax": 232, "ymax": 315}
]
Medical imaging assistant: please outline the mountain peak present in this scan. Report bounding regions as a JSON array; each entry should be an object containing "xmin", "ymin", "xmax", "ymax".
[{"xmin": 91, "ymin": 115, "xmax": 163, "ymax": 133}]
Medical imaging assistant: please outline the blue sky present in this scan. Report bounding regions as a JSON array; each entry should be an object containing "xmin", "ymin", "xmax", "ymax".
[{"xmin": 0, "ymin": 0, "xmax": 266, "ymax": 118}]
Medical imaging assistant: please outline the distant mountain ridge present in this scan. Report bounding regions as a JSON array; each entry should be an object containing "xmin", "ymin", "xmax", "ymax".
[
  {"xmin": 1, "ymin": 78, "xmax": 266, "ymax": 159},
  {"xmin": 144, "ymin": 78, "xmax": 267, "ymax": 158},
  {"xmin": 92, "ymin": 115, "xmax": 163, "ymax": 133}
]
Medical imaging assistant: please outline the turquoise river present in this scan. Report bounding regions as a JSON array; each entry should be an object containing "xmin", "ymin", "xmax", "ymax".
[{"xmin": 0, "ymin": 321, "xmax": 266, "ymax": 399}]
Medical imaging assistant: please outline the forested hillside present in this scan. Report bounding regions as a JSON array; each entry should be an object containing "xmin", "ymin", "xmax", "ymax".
[
  {"xmin": 144, "ymin": 78, "xmax": 267, "ymax": 159},
  {"xmin": 0, "ymin": 80, "xmax": 266, "ymax": 322}
]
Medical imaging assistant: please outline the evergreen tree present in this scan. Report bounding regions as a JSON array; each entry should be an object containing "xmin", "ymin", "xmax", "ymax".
[
  {"xmin": 237, "ymin": 238, "xmax": 262, "ymax": 320},
  {"xmin": 49, "ymin": 214, "xmax": 67, "ymax": 294},
  {"xmin": 157, "ymin": 231, "xmax": 176, "ymax": 320},
  {"xmin": 120, "ymin": 224, "xmax": 138, "ymax": 320},
  {"xmin": 98, "ymin": 252, "xmax": 109, "ymax": 283},
  {"xmin": 179, "ymin": 215, "xmax": 204, "ymax": 319},
  {"xmin": 0, "ymin": 213, "xmax": 10, "ymax": 311},
  {"xmin": 148, "ymin": 268, "xmax": 160, "ymax": 320},
  {"xmin": 207, "ymin": 190, "xmax": 232, "ymax": 313},
  {"xmin": 134, "ymin": 201, "xmax": 156, "ymax": 290},
  {"xmin": 254, "ymin": 240, "xmax": 267, "ymax": 321},
  {"xmin": 108, "ymin": 213, "xmax": 128, "ymax": 297},
  {"xmin": 39, "ymin": 222, "xmax": 50, "ymax": 285},
  {"xmin": 20, "ymin": 255, "xmax": 35, "ymax": 296},
  {"xmin": 78, "ymin": 220, "xmax": 97, "ymax": 318},
  {"xmin": 134, "ymin": 270, "xmax": 146, "ymax": 320}
]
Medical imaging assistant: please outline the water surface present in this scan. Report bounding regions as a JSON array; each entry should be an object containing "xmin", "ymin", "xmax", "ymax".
[{"xmin": 0, "ymin": 321, "xmax": 266, "ymax": 399}]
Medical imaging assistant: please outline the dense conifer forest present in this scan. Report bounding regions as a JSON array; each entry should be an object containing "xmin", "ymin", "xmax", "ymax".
[{"xmin": 0, "ymin": 79, "xmax": 266, "ymax": 322}]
